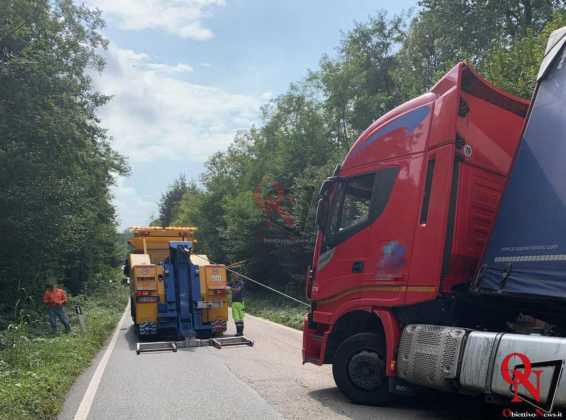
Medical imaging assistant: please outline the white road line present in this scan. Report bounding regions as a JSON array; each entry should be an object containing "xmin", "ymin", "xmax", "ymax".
[
  {"xmin": 246, "ymin": 313, "xmax": 302, "ymax": 335},
  {"xmin": 73, "ymin": 304, "xmax": 129, "ymax": 420}
]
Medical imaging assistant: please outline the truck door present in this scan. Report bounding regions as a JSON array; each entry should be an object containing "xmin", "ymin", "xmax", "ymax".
[{"xmin": 315, "ymin": 168, "xmax": 399, "ymax": 300}]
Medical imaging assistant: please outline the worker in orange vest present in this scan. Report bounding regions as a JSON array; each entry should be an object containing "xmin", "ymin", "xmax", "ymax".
[{"xmin": 43, "ymin": 283, "xmax": 71, "ymax": 333}]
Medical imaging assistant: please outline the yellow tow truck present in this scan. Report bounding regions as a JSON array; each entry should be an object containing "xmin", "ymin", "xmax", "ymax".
[{"xmin": 126, "ymin": 226, "xmax": 228, "ymax": 338}]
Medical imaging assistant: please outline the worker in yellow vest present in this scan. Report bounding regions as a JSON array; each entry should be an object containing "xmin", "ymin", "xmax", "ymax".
[{"xmin": 227, "ymin": 274, "xmax": 245, "ymax": 336}]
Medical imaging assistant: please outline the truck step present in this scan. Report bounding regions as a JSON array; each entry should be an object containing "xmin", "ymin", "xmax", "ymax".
[
  {"xmin": 136, "ymin": 341, "xmax": 177, "ymax": 355},
  {"xmin": 209, "ymin": 336, "xmax": 254, "ymax": 349}
]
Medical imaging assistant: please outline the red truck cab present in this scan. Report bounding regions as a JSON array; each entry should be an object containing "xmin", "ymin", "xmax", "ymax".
[{"xmin": 303, "ymin": 62, "xmax": 529, "ymax": 404}]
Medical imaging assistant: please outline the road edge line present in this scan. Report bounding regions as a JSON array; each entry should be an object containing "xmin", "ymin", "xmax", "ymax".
[
  {"xmin": 246, "ymin": 313, "xmax": 303, "ymax": 335},
  {"xmin": 73, "ymin": 303, "xmax": 129, "ymax": 420}
]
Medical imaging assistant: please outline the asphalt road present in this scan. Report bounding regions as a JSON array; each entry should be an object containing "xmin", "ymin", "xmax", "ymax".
[{"xmin": 59, "ymin": 308, "xmax": 499, "ymax": 420}]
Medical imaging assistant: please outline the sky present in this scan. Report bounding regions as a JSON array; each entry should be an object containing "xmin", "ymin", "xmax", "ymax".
[{"xmin": 84, "ymin": 0, "xmax": 417, "ymax": 230}]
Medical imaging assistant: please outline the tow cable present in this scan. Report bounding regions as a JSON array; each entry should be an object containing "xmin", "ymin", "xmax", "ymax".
[{"xmin": 193, "ymin": 255, "xmax": 310, "ymax": 307}]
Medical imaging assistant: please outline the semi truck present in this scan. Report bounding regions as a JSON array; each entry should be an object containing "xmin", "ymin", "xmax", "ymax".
[
  {"xmin": 126, "ymin": 226, "xmax": 228, "ymax": 338},
  {"xmin": 303, "ymin": 27, "xmax": 566, "ymax": 412}
]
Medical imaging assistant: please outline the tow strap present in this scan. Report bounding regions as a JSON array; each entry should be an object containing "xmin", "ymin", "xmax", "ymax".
[{"xmin": 192, "ymin": 254, "xmax": 310, "ymax": 307}]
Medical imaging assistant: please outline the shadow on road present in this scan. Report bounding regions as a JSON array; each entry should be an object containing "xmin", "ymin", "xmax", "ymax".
[
  {"xmin": 125, "ymin": 325, "xmax": 137, "ymax": 351},
  {"xmin": 308, "ymin": 387, "xmax": 503, "ymax": 420}
]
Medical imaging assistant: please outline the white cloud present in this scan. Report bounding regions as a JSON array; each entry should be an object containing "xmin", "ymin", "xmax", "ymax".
[
  {"xmin": 87, "ymin": 0, "xmax": 225, "ymax": 40},
  {"xmin": 95, "ymin": 44, "xmax": 266, "ymax": 163},
  {"xmin": 112, "ymin": 177, "xmax": 157, "ymax": 230},
  {"xmin": 110, "ymin": 49, "xmax": 193, "ymax": 74},
  {"xmin": 98, "ymin": 44, "xmax": 268, "ymax": 228},
  {"xmin": 145, "ymin": 62, "xmax": 193, "ymax": 73}
]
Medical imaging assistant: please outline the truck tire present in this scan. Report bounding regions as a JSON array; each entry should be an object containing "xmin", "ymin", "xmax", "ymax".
[{"xmin": 332, "ymin": 332, "xmax": 392, "ymax": 406}]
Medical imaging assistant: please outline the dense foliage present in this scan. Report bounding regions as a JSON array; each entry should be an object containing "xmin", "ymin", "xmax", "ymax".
[
  {"xmin": 158, "ymin": 2, "xmax": 566, "ymax": 297},
  {"xmin": 0, "ymin": 0, "xmax": 127, "ymax": 311},
  {"xmin": 0, "ymin": 278, "xmax": 127, "ymax": 419}
]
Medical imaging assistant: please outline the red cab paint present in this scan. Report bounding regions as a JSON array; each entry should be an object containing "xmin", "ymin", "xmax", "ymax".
[{"xmin": 303, "ymin": 62, "xmax": 528, "ymax": 374}]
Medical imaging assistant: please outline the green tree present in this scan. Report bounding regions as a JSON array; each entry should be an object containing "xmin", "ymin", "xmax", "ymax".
[
  {"xmin": 313, "ymin": 12, "xmax": 406, "ymax": 146},
  {"xmin": 171, "ymin": 183, "xmax": 204, "ymax": 227},
  {"xmin": 0, "ymin": 0, "xmax": 127, "ymax": 302},
  {"xmin": 482, "ymin": 9, "xmax": 566, "ymax": 98},
  {"xmin": 396, "ymin": 0, "xmax": 565, "ymax": 98},
  {"xmin": 157, "ymin": 175, "xmax": 191, "ymax": 226}
]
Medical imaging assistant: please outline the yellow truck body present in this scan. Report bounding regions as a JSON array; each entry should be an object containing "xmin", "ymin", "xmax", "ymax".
[
  {"xmin": 191, "ymin": 256, "xmax": 228, "ymax": 331},
  {"xmin": 127, "ymin": 227, "xmax": 228, "ymax": 336},
  {"xmin": 128, "ymin": 254, "xmax": 164, "ymax": 331},
  {"xmin": 128, "ymin": 226, "xmax": 196, "ymax": 264}
]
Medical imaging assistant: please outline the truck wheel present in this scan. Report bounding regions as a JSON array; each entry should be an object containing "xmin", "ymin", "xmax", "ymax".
[{"xmin": 332, "ymin": 332, "xmax": 392, "ymax": 406}]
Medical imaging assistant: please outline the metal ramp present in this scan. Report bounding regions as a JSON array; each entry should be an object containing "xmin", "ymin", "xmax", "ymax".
[
  {"xmin": 136, "ymin": 335, "xmax": 253, "ymax": 354},
  {"xmin": 136, "ymin": 341, "xmax": 177, "ymax": 355},
  {"xmin": 209, "ymin": 336, "xmax": 254, "ymax": 349}
]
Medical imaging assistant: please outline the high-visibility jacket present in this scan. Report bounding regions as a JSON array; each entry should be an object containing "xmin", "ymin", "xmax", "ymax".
[
  {"xmin": 43, "ymin": 288, "xmax": 67, "ymax": 307},
  {"xmin": 231, "ymin": 280, "xmax": 244, "ymax": 302}
]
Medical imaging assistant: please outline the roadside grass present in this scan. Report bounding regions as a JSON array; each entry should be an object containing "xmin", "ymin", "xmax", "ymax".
[
  {"xmin": 244, "ymin": 292, "xmax": 307, "ymax": 330},
  {"xmin": 0, "ymin": 279, "xmax": 128, "ymax": 420}
]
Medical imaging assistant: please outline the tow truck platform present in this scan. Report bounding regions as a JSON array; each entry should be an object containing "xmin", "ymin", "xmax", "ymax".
[{"xmin": 136, "ymin": 335, "xmax": 254, "ymax": 354}]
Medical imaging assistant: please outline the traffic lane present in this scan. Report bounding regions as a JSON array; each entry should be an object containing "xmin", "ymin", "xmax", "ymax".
[
  {"xmin": 89, "ymin": 318, "xmax": 281, "ymax": 420},
  {"xmin": 59, "ymin": 309, "xmax": 500, "ymax": 420},
  {"xmin": 220, "ymin": 314, "xmax": 499, "ymax": 420},
  {"xmin": 60, "ymin": 312, "xmax": 282, "ymax": 420}
]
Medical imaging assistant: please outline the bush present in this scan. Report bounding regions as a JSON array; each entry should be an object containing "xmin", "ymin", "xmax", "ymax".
[
  {"xmin": 0, "ymin": 279, "xmax": 128, "ymax": 420},
  {"xmin": 244, "ymin": 292, "xmax": 306, "ymax": 330}
]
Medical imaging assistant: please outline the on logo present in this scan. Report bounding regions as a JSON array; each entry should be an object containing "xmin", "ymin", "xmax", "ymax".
[{"xmin": 500, "ymin": 352, "xmax": 563, "ymax": 412}]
